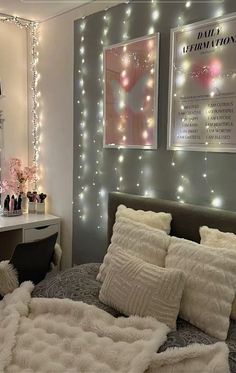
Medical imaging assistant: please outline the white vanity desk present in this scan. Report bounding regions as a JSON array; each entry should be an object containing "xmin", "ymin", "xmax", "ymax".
[{"xmin": 0, "ymin": 213, "xmax": 60, "ymax": 260}]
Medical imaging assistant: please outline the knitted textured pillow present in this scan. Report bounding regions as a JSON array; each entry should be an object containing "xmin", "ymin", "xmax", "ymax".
[
  {"xmin": 99, "ymin": 249, "xmax": 185, "ymax": 331},
  {"xmin": 96, "ymin": 217, "xmax": 170, "ymax": 282},
  {"xmin": 200, "ymin": 225, "xmax": 236, "ymax": 320},
  {"xmin": 166, "ymin": 236, "xmax": 236, "ymax": 340},
  {"xmin": 116, "ymin": 204, "xmax": 172, "ymax": 234}
]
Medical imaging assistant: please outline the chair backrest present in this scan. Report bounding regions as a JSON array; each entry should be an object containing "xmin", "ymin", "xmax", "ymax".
[{"xmin": 10, "ymin": 233, "xmax": 58, "ymax": 284}]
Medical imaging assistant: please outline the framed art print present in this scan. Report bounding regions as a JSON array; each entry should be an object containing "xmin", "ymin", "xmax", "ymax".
[
  {"xmin": 168, "ymin": 12, "xmax": 236, "ymax": 152},
  {"xmin": 104, "ymin": 34, "xmax": 159, "ymax": 149}
]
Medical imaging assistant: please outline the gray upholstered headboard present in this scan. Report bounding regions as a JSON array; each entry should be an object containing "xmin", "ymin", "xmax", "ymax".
[{"xmin": 108, "ymin": 192, "xmax": 236, "ymax": 244}]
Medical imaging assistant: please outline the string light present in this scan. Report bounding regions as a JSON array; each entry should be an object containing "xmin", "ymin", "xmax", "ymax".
[
  {"xmin": 0, "ymin": 14, "xmax": 40, "ymax": 188},
  {"xmin": 76, "ymin": 1, "xmax": 227, "ymax": 234}
]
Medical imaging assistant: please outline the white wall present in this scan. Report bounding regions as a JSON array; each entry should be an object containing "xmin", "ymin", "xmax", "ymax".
[
  {"xmin": 38, "ymin": 2, "xmax": 121, "ymax": 268},
  {"xmin": 0, "ymin": 22, "xmax": 28, "ymax": 171}
]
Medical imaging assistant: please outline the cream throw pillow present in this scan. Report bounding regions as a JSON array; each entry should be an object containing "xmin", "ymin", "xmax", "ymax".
[
  {"xmin": 116, "ymin": 204, "xmax": 172, "ymax": 234},
  {"xmin": 0, "ymin": 260, "xmax": 19, "ymax": 296},
  {"xmin": 99, "ymin": 249, "xmax": 185, "ymax": 330},
  {"xmin": 200, "ymin": 225, "xmax": 236, "ymax": 320},
  {"xmin": 96, "ymin": 217, "xmax": 170, "ymax": 282},
  {"xmin": 166, "ymin": 236, "xmax": 236, "ymax": 340}
]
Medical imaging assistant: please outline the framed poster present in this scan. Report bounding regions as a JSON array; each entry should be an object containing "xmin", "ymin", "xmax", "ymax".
[
  {"xmin": 168, "ymin": 12, "xmax": 236, "ymax": 152},
  {"xmin": 104, "ymin": 34, "xmax": 159, "ymax": 149}
]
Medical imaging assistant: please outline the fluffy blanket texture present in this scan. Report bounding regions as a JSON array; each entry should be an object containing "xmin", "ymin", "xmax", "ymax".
[{"xmin": 0, "ymin": 283, "xmax": 230, "ymax": 373}]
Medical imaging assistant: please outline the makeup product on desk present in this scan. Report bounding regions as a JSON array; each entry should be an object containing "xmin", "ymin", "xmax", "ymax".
[
  {"xmin": 36, "ymin": 193, "xmax": 47, "ymax": 214},
  {"xmin": 10, "ymin": 195, "xmax": 15, "ymax": 212},
  {"xmin": 14, "ymin": 198, "xmax": 18, "ymax": 211},
  {"xmin": 2, "ymin": 194, "xmax": 22, "ymax": 216},
  {"xmin": 17, "ymin": 194, "xmax": 22, "ymax": 211},
  {"xmin": 27, "ymin": 191, "xmax": 36, "ymax": 213},
  {"xmin": 4, "ymin": 195, "xmax": 10, "ymax": 211}
]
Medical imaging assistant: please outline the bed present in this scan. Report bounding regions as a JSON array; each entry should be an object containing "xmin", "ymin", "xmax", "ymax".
[{"xmin": 33, "ymin": 191, "xmax": 236, "ymax": 372}]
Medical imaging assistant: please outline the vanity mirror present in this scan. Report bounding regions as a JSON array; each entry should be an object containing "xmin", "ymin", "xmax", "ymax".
[{"xmin": 0, "ymin": 14, "xmax": 40, "ymax": 201}]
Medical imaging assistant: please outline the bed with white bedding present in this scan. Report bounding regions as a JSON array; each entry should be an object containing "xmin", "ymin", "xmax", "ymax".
[{"xmin": 32, "ymin": 191, "xmax": 236, "ymax": 372}]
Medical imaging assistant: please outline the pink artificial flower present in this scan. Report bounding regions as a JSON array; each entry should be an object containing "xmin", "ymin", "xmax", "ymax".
[
  {"xmin": 9, "ymin": 158, "xmax": 22, "ymax": 176},
  {"xmin": 1, "ymin": 158, "xmax": 36, "ymax": 195}
]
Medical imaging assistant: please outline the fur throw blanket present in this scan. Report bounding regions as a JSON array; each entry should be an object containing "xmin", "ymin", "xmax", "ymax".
[{"xmin": 0, "ymin": 282, "xmax": 230, "ymax": 373}]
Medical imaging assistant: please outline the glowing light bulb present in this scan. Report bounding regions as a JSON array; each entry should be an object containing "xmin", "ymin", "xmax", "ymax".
[
  {"xmin": 126, "ymin": 7, "xmax": 131, "ymax": 16},
  {"xmin": 148, "ymin": 26, "xmax": 155, "ymax": 35},
  {"xmin": 119, "ymin": 101, "xmax": 125, "ymax": 109},
  {"xmin": 80, "ymin": 22, "xmax": 86, "ymax": 31},
  {"xmin": 118, "ymin": 155, "xmax": 124, "ymax": 163},
  {"xmin": 147, "ymin": 79, "xmax": 154, "ymax": 88},
  {"xmin": 142, "ymin": 130, "xmax": 148, "ymax": 139},
  {"xmin": 185, "ymin": 1, "xmax": 191, "ymax": 8},
  {"xmin": 212, "ymin": 197, "xmax": 222, "ymax": 208},
  {"xmin": 178, "ymin": 185, "xmax": 184, "ymax": 193},
  {"xmin": 99, "ymin": 189, "xmax": 106, "ymax": 198},
  {"xmin": 152, "ymin": 10, "xmax": 159, "ymax": 21},
  {"xmin": 203, "ymin": 173, "xmax": 207, "ymax": 178}
]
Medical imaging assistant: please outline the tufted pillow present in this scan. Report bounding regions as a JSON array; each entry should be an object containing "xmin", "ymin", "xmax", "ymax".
[
  {"xmin": 166, "ymin": 236, "xmax": 236, "ymax": 340},
  {"xmin": 200, "ymin": 225, "xmax": 236, "ymax": 320},
  {"xmin": 99, "ymin": 249, "xmax": 185, "ymax": 330},
  {"xmin": 116, "ymin": 204, "xmax": 172, "ymax": 234},
  {"xmin": 96, "ymin": 217, "xmax": 170, "ymax": 282}
]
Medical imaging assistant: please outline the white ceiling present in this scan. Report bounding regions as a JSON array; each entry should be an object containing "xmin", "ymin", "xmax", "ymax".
[{"xmin": 0, "ymin": 0, "xmax": 93, "ymax": 22}]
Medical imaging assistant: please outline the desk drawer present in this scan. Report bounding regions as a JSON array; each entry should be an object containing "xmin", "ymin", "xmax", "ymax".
[{"xmin": 24, "ymin": 224, "xmax": 60, "ymax": 243}]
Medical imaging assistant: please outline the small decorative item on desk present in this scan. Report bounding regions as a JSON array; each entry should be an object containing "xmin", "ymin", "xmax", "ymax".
[
  {"xmin": 3, "ymin": 194, "xmax": 22, "ymax": 216},
  {"xmin": 27, "ymin": 191, "xmax": 37, "ymax": 213},
  {"xmin": 36, "ymin": 193, "xmax": 46, "ymax": 214}
]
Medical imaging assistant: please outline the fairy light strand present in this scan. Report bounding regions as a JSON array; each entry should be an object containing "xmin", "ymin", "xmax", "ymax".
[
  {"xmin": 0, "ymin": 14, "xmax": 40, "ymax": 188},
  {"xmin": 76, "ymin": 2, "xmax": 227, "ymax": 232}
]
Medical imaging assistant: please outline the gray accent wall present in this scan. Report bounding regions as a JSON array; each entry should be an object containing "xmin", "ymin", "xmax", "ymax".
[{"xmin": 73, "ymin": 0, "xmax": 236, "ymax": 265}]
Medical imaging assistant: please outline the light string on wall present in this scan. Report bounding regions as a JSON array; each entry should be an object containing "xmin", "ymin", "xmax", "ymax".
[
  {"xmin": 77, "ymin": 18, "xmax": 88, "ymax": 223},
  {"xmin": 96, "ymin": 10, "xmax": 111, "ymax": 230},
  {"xmin": 76, "ymin": 0, "xmax": 227, "ymax": 233},
  {"xmin": 0, "ymin": 13, "xmax": 40, "ymax": 189},
  {"xmin": 170, "ymin": 1, "xmax": 224, "ymax": 208}
]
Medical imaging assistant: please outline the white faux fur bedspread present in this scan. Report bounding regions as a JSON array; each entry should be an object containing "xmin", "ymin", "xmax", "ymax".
[{"xmin": 0, "ymin": 282, "xmax": 230, "ymax": 373}]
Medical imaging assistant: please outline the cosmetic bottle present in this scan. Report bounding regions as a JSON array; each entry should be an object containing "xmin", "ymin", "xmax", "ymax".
[
  {"xmin": 14, "ymin": 198, "xmax": 18, "ymax": 211},
  {"xmin": 4, "ymin": 196, "xmax": 8, "ymax": 211},
  {"xmin": 10, "ymin": 195, "xmax": 15, "ymax": 212},
  {"xmin": 18, "ymin": 194, "xmax": 22, "ymax": 211}
]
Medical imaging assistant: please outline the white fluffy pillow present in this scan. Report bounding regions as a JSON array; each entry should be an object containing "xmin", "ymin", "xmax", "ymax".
[
  {"xmin": 166, "ymin": 236, "xmax": 236, "ymax": 340},
  {"xmin": 200, "ymin": 226, "xmax": 236, "ymax": 250},
  {"xmin": 200, "ymin": 225, "xmax": 236, "ymax": 320},
  {"xmin": 116, "ymin": 204, "xmax": 172, "ymax": 234},
  {"xmin": 0, "ymin": 260, "xmax": 19, "ymax": 296},
  {"xmin": 96, "ymin": 217, "xmax": 170, "ymax": 282},
  {"xmin": 99, "ymin": 249, "xmax": 185, "ymax": 330}
]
